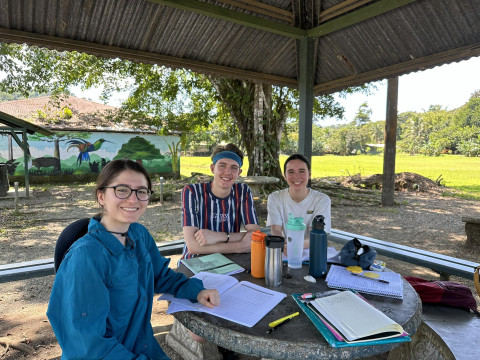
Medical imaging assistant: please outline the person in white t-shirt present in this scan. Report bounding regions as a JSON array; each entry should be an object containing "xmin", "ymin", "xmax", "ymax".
[{"xmin": 267, "ymin": 153, "xmax": 331, "ymax": 250}]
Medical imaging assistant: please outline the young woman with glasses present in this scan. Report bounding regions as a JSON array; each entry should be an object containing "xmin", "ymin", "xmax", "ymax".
[{"xmin": 47, "ymin": 159, "xmax": 219, "ymax": 360}]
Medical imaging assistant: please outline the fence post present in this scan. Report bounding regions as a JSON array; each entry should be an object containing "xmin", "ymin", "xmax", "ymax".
[
  {"xmin": 14, "ymin": 182, "xmax": 19, "ymax": 212},
  {"xmin": 160, "ymin": 177, "xmax": 164, "ymax": 203}
]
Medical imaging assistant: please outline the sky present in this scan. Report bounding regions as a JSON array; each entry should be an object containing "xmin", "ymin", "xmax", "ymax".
[
  {"xmin": 322, "ymin": 56, "xmax": 480, "ymax": 125},
  {"xmin": 73, "ymin": 56, "xmax": 480, "ymax": 126}
]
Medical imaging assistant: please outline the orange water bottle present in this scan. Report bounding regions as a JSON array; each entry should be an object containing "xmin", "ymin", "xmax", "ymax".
[{"xmin": 251, "ymin": 230, "xmax": 267, "ymax": 278}]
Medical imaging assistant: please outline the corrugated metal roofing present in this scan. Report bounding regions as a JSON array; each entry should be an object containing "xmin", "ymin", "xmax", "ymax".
[{"xmin": 0, "ymin": 0, "xmax": 479, "ymax": 95}]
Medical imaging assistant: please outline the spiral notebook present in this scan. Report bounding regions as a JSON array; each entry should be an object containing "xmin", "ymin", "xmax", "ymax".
[{"xmin": 326, "ymin": 265, "xmax": 403, "ymax": 299}]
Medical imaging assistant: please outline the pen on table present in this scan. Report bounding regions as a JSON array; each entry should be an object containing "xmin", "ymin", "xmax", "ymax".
[
  {"xmin": 266, "ymin": 313, "xmax": 299, "ymax": 334},
  {"xmin": 351, "ymin": 272, "xmax": 389, "ymax": 284},
  {"xmin": 268, "ymin": 312, "xmax": 299, "ymax": 328}
]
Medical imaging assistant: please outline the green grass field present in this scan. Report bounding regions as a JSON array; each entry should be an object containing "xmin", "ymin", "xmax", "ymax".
[{"xmin": 180, "ymin": 154, "xmax": 480, "ymax": 197}]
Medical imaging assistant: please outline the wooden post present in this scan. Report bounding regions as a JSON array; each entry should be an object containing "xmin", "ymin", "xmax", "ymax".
[
  {"xmin": 22, "ymin": 130, "xmax": 30, "ymax": 197},
  {"xmin": 382, "ymin": 77, "xmax": 399, "ymax": 207},
  {"xmin": 298, "ymin": 37, "xmax": 315, "ymax": 164}
]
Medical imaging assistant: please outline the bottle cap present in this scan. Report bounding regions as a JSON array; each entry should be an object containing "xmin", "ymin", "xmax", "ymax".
[
  {"xmin": 312, "ymin": 215, "xmax": 325, "ymax": 230},
  {"xmin": 265, "ymin": 235, "xmax": 285, "ymax": 248},
  {"xmin": 252, "ymin": 230, "xmax": 267, "ymax": 242},
  {"xmin": 286, "ymin": 213, "xmax": 306, "ymax": 230}
]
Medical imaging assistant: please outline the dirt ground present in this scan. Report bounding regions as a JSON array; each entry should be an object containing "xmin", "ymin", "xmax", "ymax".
[{"xmin": 1, "ymin": 175, "xmax": 480, "ymax": 359}]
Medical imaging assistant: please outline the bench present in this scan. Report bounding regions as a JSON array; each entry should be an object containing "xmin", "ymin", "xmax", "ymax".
[
  {"xmin": 0, "ymin": 239, "xmax": 185, "ymax": 284},
  {"xmin": 387, "ymin": 304, "xmax": 480, "ymax": 360},
  {"xmin": 326, "ymin": 229, "xmax": 480, "ymax": 360},
  {"xmin": 4, "ymin": 227, "xmax": 479, "ymax": 282},
  {"xmin": 462, "ymin": 216, "xmax": 480, "ymax": 246},
  {"xmin": 328, "ymin": 229, "xmax": 479, "ymax": 280}
]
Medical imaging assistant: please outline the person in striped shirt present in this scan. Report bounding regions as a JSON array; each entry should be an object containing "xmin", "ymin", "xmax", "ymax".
[{"xmin": 181, "ymin": 143, "xmax": 260, "ymax": 259}]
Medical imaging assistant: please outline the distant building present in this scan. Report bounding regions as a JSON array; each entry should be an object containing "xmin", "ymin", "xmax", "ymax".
[{"xmin": 0, "ymin": 95, "xmax": 180, "ymax": 179}]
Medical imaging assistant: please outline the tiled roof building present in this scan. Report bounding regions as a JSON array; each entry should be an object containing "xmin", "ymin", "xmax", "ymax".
[{"xmin": 0, "ymin": 95, "xmax": 157, "ymax": 133}]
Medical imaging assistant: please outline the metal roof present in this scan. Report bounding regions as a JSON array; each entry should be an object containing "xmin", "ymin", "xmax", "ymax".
[{"xmin": 0, "ymin": 0, "xmax": 479, "ymax": 95}]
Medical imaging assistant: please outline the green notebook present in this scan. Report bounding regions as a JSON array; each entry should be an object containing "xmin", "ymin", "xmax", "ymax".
[
  {"xmin": 292, "ymin": 293, "xmax": 411, "ymax": 348},
  {"xmin": 181, "ymin": 253, "xmax": 244, "ymax": 275}
]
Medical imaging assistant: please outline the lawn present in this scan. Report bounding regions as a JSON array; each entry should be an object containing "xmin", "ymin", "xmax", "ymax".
[{"xmin": 180, "ymin": 154, "xmax": 480, "ymax": 197}]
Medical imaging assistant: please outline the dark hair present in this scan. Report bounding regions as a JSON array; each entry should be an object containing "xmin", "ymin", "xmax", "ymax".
[
  {"xmin": 211, "ymin": 143, "xmax": 244, "ymax": 162},
  {"xmin": 95, "ymin": 159, "xmax": 152, "ymax": 204},
  {"xmin": 283, "ymin": 153, "xmax": 311, "ymax": 174}
]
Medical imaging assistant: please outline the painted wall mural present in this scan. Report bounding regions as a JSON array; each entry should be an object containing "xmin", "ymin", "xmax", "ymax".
[{"xmin": 0, "ymin": 131, "xmax": 181, "ymax": 177}]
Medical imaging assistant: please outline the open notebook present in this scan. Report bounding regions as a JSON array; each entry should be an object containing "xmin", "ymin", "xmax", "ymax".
[
  {"xmin": 158, "ymin": 272, "xmax": 286, "ymax": 327},
  {"xmin": 326, "ymin": 264, "xmax": 403, "ymax": 299},
  {"xmin": 180, "ymin": 253, "xmax": 244, "ymax": 275},
  {"xmin": 293, "ymin": 291, "xmax": 410, "ymax": 347}
]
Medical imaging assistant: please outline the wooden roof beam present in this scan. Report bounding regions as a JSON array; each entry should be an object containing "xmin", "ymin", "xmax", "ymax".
[
  {"xmin": 309, "ymin": 0, "xmax": 419, "ymax": 37},
  {"xmin": 0, "ymin": 28, "xmax": 298, "ymax": 89},
  {"xmin": 314, "ymin": 42, "xmax": 480, "ymax": 95},
  {"xmin": 149, "ymin": 0, "xmax": 305, "ymax": 38}
]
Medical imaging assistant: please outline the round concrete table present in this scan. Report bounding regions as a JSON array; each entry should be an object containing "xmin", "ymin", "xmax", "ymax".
[{"xmin": 173, "ymin": 253, "xmax": 422, "ymax": 360}]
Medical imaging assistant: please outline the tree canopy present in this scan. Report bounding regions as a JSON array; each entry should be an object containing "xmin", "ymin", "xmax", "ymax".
[{"xmin": 0, "ymin": 42, "xmax": 371, "ymax": 177}]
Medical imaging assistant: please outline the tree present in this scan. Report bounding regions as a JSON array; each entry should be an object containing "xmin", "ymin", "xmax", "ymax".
[
  {"xmin": 353, "ymin": 102, "xmax": 372, "ymax": 126},
  {"xmin": 114, "ymin": 136, "xmax": 164, "ymax": 164},
  {"xmin": 0, "ymin": 42, "xmax": 367, "ymax": 176}
]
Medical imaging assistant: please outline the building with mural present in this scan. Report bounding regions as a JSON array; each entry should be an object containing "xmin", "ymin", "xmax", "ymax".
[{"xmin": 0, "ymin": 95, "xmax": 180, "ymax": 180}]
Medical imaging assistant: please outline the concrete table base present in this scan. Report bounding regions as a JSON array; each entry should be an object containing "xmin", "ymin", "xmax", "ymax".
[
  {"xmin": 172, "ymin": 253, "xmax": 422, "ymax": 360},
  {"xmin": 165, "ymin": 319, "xmax": 222, "ymax": 360},
  {"xmin": 387, "ymin": 322, "xmax": 453, "ymax": 360}
]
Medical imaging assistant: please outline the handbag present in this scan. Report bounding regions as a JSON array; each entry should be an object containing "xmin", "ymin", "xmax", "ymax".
[
  {"xmin": 405, "ymin": 276, "xmax": 478, "ymax": 312},
  {"xmin": 340, "ymin": 238, "xmax": 377, "ymax": 270}
]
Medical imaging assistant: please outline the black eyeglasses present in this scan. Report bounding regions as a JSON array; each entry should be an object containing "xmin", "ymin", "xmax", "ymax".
[{"xmin": 102, "ymin": 185, "xmax": 153, "ymax": 201}]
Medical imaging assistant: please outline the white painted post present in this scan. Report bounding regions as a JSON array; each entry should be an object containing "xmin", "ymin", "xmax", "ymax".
[
  {"xmin": 160, "ymin": 177, "xmax": 164, "ymax": 203},
  {"xmin": 14, "ymin": 182, "xmax": 19, "ymax": 212}
]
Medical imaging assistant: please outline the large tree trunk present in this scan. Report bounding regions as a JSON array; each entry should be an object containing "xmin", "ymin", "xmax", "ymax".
[{"xmin": 210, "ymin": 79, "xmax": 285, "ymax": 178}]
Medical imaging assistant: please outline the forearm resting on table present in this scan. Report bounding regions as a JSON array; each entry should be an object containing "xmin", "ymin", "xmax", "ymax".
[{"xmin": 183, "ymin": 226, "xmax": 259, "ymax": 254}]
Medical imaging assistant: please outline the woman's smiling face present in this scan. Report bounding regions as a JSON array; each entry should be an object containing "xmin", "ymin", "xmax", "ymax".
[
  {"xmin": 97, "ymin": 169, "xmax": 149, "ymax": 229},
  {"xmin": 284, "ymin": 159, "xmax": 310, "ymax": 191}
]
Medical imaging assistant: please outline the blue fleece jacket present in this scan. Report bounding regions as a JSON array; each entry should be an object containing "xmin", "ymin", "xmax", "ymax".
[{"xmin": 47, "ymin": 218, "xmax": 204, "ymax": 359}]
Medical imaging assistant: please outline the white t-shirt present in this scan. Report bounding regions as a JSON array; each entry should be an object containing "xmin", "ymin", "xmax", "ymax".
[{"xmin": 266, "ymin": 188, "xmax": 331, "ymax": 239}]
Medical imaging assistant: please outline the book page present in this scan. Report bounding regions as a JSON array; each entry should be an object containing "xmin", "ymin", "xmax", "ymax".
[
  {"xmin": 196, "ymin": 281, "xmax": 286, "ymax": 327},
  {"xmin": 312, "ymin": 291, "xmax": 404, "ymax": 341},
  {"xmin": 159, "ymin": 274, "xmax": 286, "ymax": 327},
  {"xmin": 192, "ymin": 272, "xmax": 239, "ymax": 294},
  {"xmin": 181, "ymin": 253, "xmax": 244, "ymax": 275}
]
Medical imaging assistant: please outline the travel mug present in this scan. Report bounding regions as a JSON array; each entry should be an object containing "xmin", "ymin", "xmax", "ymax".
[{"xmin": 264, "ymin": 235, "xmax": 285, "ymax": 287}]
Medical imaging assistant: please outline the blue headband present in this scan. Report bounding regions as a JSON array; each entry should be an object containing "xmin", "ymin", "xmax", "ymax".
[{"xmin": 212, "ymin": 151, "xmax": 242, "ymax": 167}]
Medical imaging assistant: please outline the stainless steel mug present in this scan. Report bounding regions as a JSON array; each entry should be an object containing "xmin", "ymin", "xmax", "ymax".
[{"xmin": 265, "ymin": 235, "xmax": 285, "ymax": 287}]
